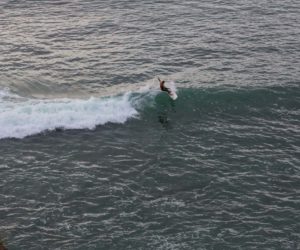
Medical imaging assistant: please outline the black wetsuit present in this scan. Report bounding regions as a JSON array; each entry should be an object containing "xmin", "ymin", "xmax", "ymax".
[{"xmin": 161, "ymin": 86, "xmax": 170, "ymax": 93}]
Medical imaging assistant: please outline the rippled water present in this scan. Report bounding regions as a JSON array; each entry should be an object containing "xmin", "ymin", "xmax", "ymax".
[{"xmin": 0, "ymin": 0, "xmax": 300, "ymax": 249}]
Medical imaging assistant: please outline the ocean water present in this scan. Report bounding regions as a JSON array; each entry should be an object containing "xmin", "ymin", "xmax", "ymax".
[{"xmin": 0, "ymin": 0, "xmax": 300, "ymax": 249}]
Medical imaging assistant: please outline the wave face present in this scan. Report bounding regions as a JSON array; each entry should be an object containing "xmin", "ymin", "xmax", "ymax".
[
  {"xmin": 143, "ymin": 84, "xmax": 300, "ymax": 119},
  {"xmin": 0, "ymin": 91, "xmax": 138, "ymax": 139}
]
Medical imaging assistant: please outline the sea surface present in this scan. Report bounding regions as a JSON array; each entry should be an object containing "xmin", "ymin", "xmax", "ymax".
[{"xmin": 1, "ymin": 0, "xmax": 300, "ymax": 249}]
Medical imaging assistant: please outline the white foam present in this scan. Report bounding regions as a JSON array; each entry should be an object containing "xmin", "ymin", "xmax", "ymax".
[
  {"xmin": 0, "ymin": 94, "xmax": 138, "ymax": 139},
  {"xmin": 0, "ymin": 87, "xmax": 21, "ymax": 100}
]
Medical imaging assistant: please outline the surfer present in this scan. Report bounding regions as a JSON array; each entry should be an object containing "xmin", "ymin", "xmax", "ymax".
[{"xmin": 158, "ymin": 77, "xmax": 171, "ymax": 94}]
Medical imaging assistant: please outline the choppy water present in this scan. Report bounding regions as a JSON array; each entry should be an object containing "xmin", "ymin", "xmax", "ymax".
[{"xmin": 1, "ymin": 1, "xmax": 300, "ymax": 249}]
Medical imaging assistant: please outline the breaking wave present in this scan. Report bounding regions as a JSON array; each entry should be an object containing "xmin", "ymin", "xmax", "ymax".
[
  {"xmin": 1, "ymin": 83, "xmax": 298, "ymax": 140},
  {"xmin": 0, "ymin": 90, "xmax": 139, "ymax": 139}
]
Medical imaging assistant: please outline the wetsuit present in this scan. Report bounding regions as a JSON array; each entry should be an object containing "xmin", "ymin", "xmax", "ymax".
[{"xmin": 160, "ymin": 81, "xmax": 170, "ymax": 94}]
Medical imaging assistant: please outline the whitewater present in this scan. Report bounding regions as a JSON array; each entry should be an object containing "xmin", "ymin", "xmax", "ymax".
[{"xmin": 0, "ymin": 89, "xmax": 138, "ymax": 139}]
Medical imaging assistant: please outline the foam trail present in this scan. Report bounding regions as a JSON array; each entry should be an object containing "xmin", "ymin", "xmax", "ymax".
[{"xmin": 0, "ymin": 93, "xmax": 138, "ymax": 139}]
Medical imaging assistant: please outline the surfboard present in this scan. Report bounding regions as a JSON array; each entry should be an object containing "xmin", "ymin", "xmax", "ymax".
[{"xmin": 169, "ymin": 91, "xmax": 178, "ymax": 100}]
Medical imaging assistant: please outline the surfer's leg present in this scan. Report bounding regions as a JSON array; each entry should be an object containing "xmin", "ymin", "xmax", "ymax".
[{"xmin": 162, "ymin": 86, "xmax": 170, "ymax": 93}]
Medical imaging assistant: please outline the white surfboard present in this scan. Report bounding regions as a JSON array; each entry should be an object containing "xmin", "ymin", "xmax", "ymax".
[{"xmin": 168, "ymin": 91, "xmax": 178, "ymax": 100}]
